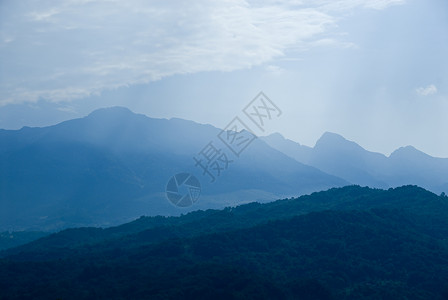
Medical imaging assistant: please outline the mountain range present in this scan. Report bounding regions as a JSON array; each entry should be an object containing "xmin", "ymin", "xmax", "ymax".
[
  {"xmin": 262, "ymin": 132, "xmax": 448, "ymax": 194},
  {"xmin": 1, "ymin": 106, "xmax": 447, "ymax": 231},
  {"xmin": 0, "ymin": 107, "xmax": 345, "ymax": 230}
]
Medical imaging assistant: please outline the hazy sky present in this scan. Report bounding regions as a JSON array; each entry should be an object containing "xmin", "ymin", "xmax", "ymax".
[{"xmin": 0, "ymin": 0, "xmax": 447, "ymax": 157}]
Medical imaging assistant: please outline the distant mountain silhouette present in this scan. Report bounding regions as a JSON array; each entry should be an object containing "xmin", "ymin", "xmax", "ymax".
[
  {"xmin": 263, "ymin": 132, "xmax": 448, "ymax": 193},
  {"xmin": 261, "ymin": 132, "xmax": 313, "ymax": 163},
  {"xmin": 0, "ymin": 107, "xmax": 346, "ymax": 230}
]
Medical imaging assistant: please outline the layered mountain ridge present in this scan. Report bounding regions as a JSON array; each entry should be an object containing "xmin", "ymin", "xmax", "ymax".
[
  {"xmin": 262, "ymin": 132, "xmax": 448, "ymax": 193},
  {"xmin": 2, "ymin": 106, "xmax": 447, "ymax": 231},
  {"xmin": 0, "ymin": 107, "xmax": 345, "ymax": 230}
]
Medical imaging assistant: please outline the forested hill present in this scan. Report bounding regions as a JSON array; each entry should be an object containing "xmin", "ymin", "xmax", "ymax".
[{"xmin": 1, "ymin": 185, "xmax": 448, "ymax": 299}]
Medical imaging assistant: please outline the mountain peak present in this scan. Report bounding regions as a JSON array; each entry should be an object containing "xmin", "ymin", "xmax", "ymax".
[
  {"xmin": 268, "ymin": 132, "xmax": 286, "ymax": 140},
  {"xmin": 87, "ymin": 106, "xmax": 135, "ymax": 118},
  {"xmin": 315, "ymin": 132, "xmax": 350, "ymax": 147},
  {"xmin": 390, "ymin": 145, "xmax": 428, "ymax": 159},
  {"xmin": 83, "ymin": 107, "xmax": 150, "ymax": 127},
  {"xmin": 263, "ymin": 132, "xmax": 287, "ymax": 143}
]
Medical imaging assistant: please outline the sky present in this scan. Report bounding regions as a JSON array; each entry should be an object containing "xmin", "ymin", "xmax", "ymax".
[{"xmin": 0, "ymin": 0, "xmax": 447, "ymax": 157}]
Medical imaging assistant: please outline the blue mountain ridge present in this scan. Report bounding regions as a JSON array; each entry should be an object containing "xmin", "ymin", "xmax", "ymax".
[{"xmin": 0, "ymin": 107, "xmax": 346, "ymax": 230}]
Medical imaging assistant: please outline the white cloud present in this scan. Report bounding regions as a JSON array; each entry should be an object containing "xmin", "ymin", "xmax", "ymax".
[
  {"xmin": 56, "ymin": 105, "xmax": 77, "ymax": 114},
  {"xmin": 265, "ymin": 65, "xmax": 285, "ymax": 76},
  {"xmin": 304, "ymin": 0, "xmax": 405, "ymax": 12},
  {"xmin": 0, "ymin": 0, "xmax": 405, "ymax": 105},
  {"xmin": 416, "ymin": 84, "xmax": 438, "ymax": 96},
  {"xmin": 363, "ymin": 0, "xmax": 405, "ymax": 10},
  {"xmin": 311, "ymin": 38, "xmax": 358, "ymax": 49}
]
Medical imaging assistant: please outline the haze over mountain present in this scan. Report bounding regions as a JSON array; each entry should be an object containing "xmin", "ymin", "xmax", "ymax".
[
  {"xmin": 1, "ymin": 1, "xmax": 446, "ymax": 298},
  {"xmin": 3, "ymin": 106, "xmax": 447, "ymax": 232},
  {"xmin": 0, "ymin": 107, "xmax": 346, "ymax": 231},
  {"xmin": 263, "ymin": 132, "xmax": 448, "ymax": 194}
]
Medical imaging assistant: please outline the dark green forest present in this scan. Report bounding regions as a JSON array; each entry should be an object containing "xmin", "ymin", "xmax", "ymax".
[
  {"xmin": 0, "ymin": 231, "xmax": 48, "ymax": 251},
  {"xmin": 1, "ymin": 185, "xmax": 448, "ymax": 299}
]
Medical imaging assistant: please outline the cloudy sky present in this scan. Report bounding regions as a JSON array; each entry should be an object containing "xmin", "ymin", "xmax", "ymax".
[{"xmin": 0, "ymin": 0, "xmax": 447, "ymax": 157}]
